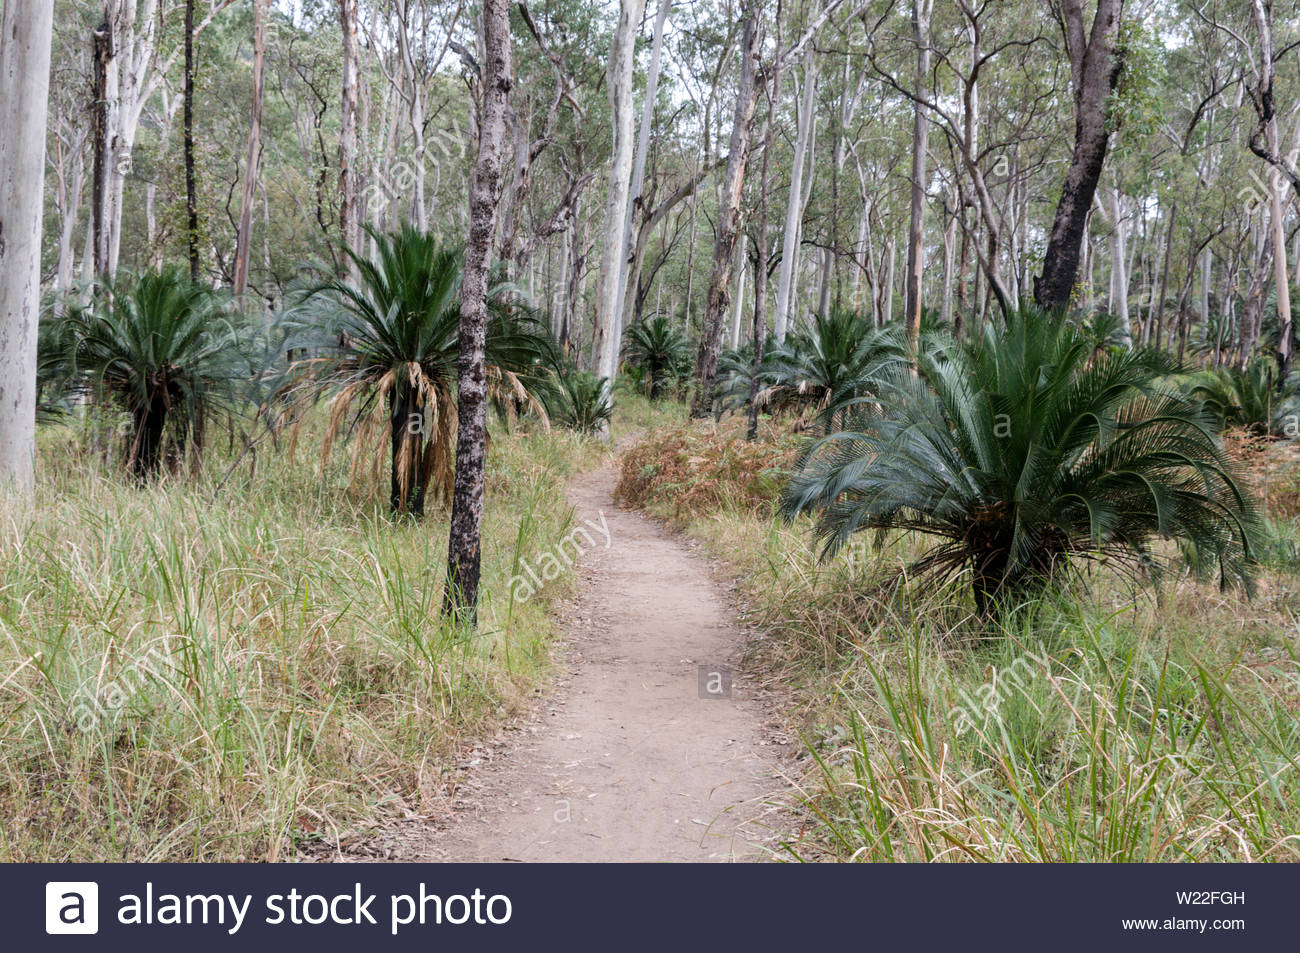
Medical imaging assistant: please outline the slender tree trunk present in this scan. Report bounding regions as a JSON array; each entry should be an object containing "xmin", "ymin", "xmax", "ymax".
[
  {"xmin": 1107, "ymin": 185, "xmax": 1132, "ymax": 345},
  {"xmin": 1253, "ymin": 8, "xmax": 1294, "ymax": 382},
  {"xmin": 0, "ymin": 0, "xmax": 54, "ymax": 493},
  {"xmin": 184, "ymin": 0, "xmax": 200, "ymax": 281},
  {"xmin": 1154, "ymin": 201, "xmax": 1176, "ymax": 351},
  {"xmin": 690, "ymin": 10, "xmax": 761, "ymax": 418},
  {"xmin": 940, "ymin": 192, "xmax": 956, "ymax": 327},
  {"xmin": 904, "ymin": 0, "xmax": 933, "ymax": 352},
  {"xmin": 1034, "ymin": 0, "xmax": 1124, "ymax": 312},
  {"xmin": 882, "ymin": 238, "xmax": 895, "ymax": 326},
  {"xmin": 338, "ymin": 0, "xmax": 361, "ymax": 263},
  {"xmin": 591, "ymin": 0, "xmax": 649, "ymax": 397},
  {"xmin": 730, "ymin": 250, "xmax": 746, "ymax": 349},
  {"xmin": 617, "ymin": 0, "xmax": 672, "ymax": 340},
  {"xmin": 773, "ymin": 56, "xmax": 818, "ymax": 342},
  {"xmin": 91, "ymin": 13, "xmax": 115, "ymax": 280},
  {"xmin": 563, "ymin": 197, "xmax": 585, "ymax": 351},
  {"xmin": 748, "ymin": 4, "xmax": 784, "ymax": 441},
  {"xmin": 233, "ymin": 0, "xmax": 269, "ymax": 299},
  {"xmin": 444, "ymin": 0, "xmax": 513, "ymax": 625}
]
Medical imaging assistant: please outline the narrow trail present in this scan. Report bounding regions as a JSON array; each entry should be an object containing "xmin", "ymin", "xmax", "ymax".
[{"xmin": 379, "ymin": 462, "xmax": 792, "ymax": 862}]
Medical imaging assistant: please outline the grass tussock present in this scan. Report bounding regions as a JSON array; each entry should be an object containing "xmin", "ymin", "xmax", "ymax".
[
  {"xmin": 622, "ymin": 421, "xmax": 1300, "ymax": 862},
  {"xmin": 0, "ymin": 412, "xmax": 607, "ymax": 861}
]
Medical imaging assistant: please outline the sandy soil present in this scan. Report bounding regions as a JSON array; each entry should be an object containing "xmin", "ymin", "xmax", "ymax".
[{"xmin": 365, "ymin": 463, "xmax": 793, "ymax": 863}]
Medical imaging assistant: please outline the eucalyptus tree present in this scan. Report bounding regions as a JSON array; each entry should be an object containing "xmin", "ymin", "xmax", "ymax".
[{"xmin": 0, "ymin": 0, "xmax": 56, "ymax": 493}]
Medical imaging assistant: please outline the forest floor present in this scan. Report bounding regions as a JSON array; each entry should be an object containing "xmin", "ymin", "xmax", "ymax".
[{"xmin": 353, "ymin": 461, "xmax": 796, "ymax": 862}]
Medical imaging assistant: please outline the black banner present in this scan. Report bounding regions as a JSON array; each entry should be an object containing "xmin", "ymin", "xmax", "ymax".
[{"xmin": 14, "ymin": 863, "xmax": 1294, "ymax": 951}]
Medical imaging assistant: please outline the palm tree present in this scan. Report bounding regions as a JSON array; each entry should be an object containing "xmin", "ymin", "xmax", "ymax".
[
  {"xmin": 624, "ymin": 314, "xmax": 691, "ymax": 400},
  {"xmin": 289, "ymin": 226, "xmax": 552, "ymax": 516},
  {"xmin": 760, "ymin": 310, "xmax": 905, "ymax": 433},
  {"xmin": 59, "ymin": 267, "xmax": 251, "ymax": 481},
  {"xmin": 783, "ymin": 309, "xmax": 1262, "ymax": 614}
]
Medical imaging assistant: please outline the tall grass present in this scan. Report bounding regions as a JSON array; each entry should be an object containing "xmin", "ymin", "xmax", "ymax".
[
  {"xmin": 0, "ymin": 413, "xmax": 605, "ymax": 860},
  {"xmin": 788, "ymin": 603, "xmax": 1300, "ymax": 862}
]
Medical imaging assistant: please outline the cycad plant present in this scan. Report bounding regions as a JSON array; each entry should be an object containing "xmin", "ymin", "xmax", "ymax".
[
  {"xmin": 624, "ymin": 314, "xmax": 692, "ymax": 400},
  {"xmin": 715, "ymin": 342, "xmax": 757, "ymax": 415},
  {"xmin": 289, "ymin": 226, "xmax": 552, "ymax": 516},
  {"xmin": 59, "ymin": 267, "xmax": 250, "ymax": 481},
  {"xmin": 552, "ymin": 370, "xmax": 613, "ymax": 434},
  {"xmin": 1182, "ymin": 360, "xmax": 1299, "ymax": 437},
  {"xmin": 760, "ymin": 310, "xmax": 904, "ymax": 432},
  {"xmin": 783, "ymin": 308, "xmax": 1262, "ymax": 614}
]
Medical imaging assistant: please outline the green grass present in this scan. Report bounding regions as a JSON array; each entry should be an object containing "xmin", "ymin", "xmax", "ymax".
[
  {"xmin": 624, "ymin": 422, "xmax": 1300, "ymax": 862},
  {"xmin": 0, "ymin": 412, "xmax": 607, "ymax": 861}
]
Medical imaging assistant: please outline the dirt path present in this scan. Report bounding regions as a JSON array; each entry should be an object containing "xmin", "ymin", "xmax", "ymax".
[{"xmin": 380, "ymin": 464, "xmax": 792, "ymax": 862}]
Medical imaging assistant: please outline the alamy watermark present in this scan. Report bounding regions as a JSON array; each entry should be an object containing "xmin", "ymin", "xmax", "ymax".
[
  {"xmin": 70, "ymin": 636, "xmax": 179, "ymax": 733},
  {"xmin": 950, "ymin": 646, "xmax": 1050, "ymax": 737},
  {"xmin": 508, "ymin": 512, "xmax": 612, "ymax": 603}
]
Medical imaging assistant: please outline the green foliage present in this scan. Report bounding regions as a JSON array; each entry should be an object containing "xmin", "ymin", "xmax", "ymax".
[
  {"xmin": 782, "ymin": 308, "xmax": 1263, "ymax": 612},
  {"xmin": 283, "ymin": 225, "xmax": 554, "ymax": 515},
  {"xmin": 757, "ymin": 310, "xmax": 905, "ymax": 433},
  {"xmin": 1182, "ymin": 360, "xmax": 1300, "ymax": 437},
  {"xmin": 52, "ymin": 267, "xmax": 254, "ymax": 481},
  {"xmin": 623, "ymin": 315, "xmax": 692, "ymax": 400},
  {"xmin": 550, "ymin": 370, "xmax": 613, "ymax": 435}
]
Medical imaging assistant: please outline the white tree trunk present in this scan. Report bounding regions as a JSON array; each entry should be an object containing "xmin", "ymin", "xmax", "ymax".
[
  {"xmin": 1107, "ymin": 186, "xmax": 1131, "ymax": 346},
  {"xmin": 616, "ymin": 0, "xmax": 671, "ymax": 339},
  {"xmin": 940, "ymin": 195, "xmax": 957, "ymax": 326},
  {"xmin": 904, "ymin": 0, "xmax": 933, "ymax": 349},
  {"xmin": 773, "ymin": 56, "xmax": 819, "ymax": 342},
  {"xmin": 338, "ymin": 0, "xmax": 361, "ymax": 259},
  {"xmin": 731, "ymin": 250, "xmax": 747, "ymax": 349},
  {"xmin": 233, "ymin": 0, "xmax": 268, "ymax": 297},
  {"xmin": 883, "ymin": 238, "xmax": 896, "ymax": 326},
  {"xmin": 0, "ymin": 0, "xmax": 55, "ymax": 492},
  {"xmin": 591, "ymin": 0, "xmax": 648, "ymax": 390}
]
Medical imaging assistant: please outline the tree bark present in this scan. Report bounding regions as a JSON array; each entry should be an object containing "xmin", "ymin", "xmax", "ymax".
[
  {"xmin": 1247, "ymin": 0, "xmax": 1293, "ymax": 381},
  {"xmin": 690, "ymin": 10, "xmax": 761, "ymax": 418},
  {"xmin": 904, "ymin": 0, "xmax": 933, "ymax": 351},
  {"xmin": 0, "ymin": 0, "xmax": 55, "ymax": 493},
  {"xmin": 1106, "ymin": 185, "xmax": 1132, "ymax": 345},
  {"xmin": 338, "ymin": 0, "xmax": 361, "ymax": 264},
  {"xmin": 591, "ymin": 0, "xmax": 649, "ymax": 398},
  {"xmin": 444, "ymin": 0, "xmax": 513, "ymax": 626},
  {"xmin": 233, "ymin": 0, "xmax": 269, "ymax": 299},
  {"xmin": 617, "ymin": 0, "xmax": 672, "ymax": 340},
  {"xmin": 773, "ymin": 56, "xmax": 818, "ymax": 342},
  {"xmin": 1034, "ymin": 0, "xmax": 1124, "ymax": 312},
  {"xmin": 91, "ymin": 13, "xmax": 114, "ymax": 280},
  {"xmin": 184, "ymin": 0, "xmax": 200, "ymax": 281},
  {"xmin": 748, "ymin": 2, "xmax": 784, "ymax": 441}
]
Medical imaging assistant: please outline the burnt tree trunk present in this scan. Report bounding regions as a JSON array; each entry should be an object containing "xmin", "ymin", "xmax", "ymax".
[
  {"xmin": 91, "ymin": 16, "xmax": 113, "ymax": 280},
  {"xmin": 1034, "ymin": 0, "xmax": 1124, "ymax": 312},
  {"xmin": 183, "ymin": 0, "xmax": 200, "ymax": 282},
  {"xmin": 444, "ymin": 0, "xmax": 512, "ymax": 625}
]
